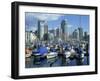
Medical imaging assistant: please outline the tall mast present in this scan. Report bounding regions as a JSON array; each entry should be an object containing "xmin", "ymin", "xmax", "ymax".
[{"xmin": 80, "ymin": 15, "xmax": 81, "ymax": 28}]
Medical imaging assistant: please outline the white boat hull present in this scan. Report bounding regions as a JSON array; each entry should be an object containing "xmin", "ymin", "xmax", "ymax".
[{"xmin": 47, "ymin": 52, "xmax": 58, "ymax": 59}]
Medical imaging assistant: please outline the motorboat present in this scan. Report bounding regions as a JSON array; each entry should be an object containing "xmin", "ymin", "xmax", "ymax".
[
  {"xmin": 64, "ymin": 46, "xmax": 77, "ymax": 60},
  {"xmin": 25, "ymin": 48, "xmax": 32, "ymax": 58},
  {"xmin": 47, "ymin": 56, "xmax": 57, "ymax": 64},
  {"xmin": 47, "ymin": 52, "xmax": 58, "ymax": 59},
  {"xmin": 70, "ymin": 48, "xmax": 76, "ymax": 59},
  {"xmin": 64, "ymin": 51, "xmax": 71, "ymax": 58}
]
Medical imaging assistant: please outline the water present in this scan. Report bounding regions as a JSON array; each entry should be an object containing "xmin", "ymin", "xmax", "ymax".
[{"xmin": 25, "ymin": 55, "xmax": 89, "ymax": 68}]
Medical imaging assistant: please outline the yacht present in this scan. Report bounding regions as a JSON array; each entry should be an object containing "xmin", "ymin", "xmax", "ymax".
[{"xmin": 47, "ymin": 52, "xmax": 58, "ymax": 59}]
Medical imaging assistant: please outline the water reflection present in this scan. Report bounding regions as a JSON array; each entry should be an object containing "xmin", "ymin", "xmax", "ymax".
[{"xmin": 25, "ymin": 54, "xmax": 89, "ymax": 68}]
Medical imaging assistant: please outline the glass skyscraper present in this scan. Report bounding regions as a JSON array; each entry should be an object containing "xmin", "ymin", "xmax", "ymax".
[
  {"xmin": 38, "ymin": 20, "xmax": 48, "ymax": 41},
  {"xmin": 61, "ymin": 20, "xmax": 68, "ymax": 41}
]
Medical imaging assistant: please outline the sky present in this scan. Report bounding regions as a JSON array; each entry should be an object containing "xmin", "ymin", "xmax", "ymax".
[{"xmin": 25, "ymin": 12, "xmax": 89, "ymax": 34}]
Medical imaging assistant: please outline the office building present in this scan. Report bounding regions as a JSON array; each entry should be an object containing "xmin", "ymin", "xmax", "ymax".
[
  {"xmin": 78, "ymin": 27, "xmax": 83, "ymax": 41},
  {"xmin": 38, "ymin": 20, "xmax": 48, "ymax": 41},
  {"xmin": 61, "ymin": 20, "xmax": 68, "ymax": 41}
]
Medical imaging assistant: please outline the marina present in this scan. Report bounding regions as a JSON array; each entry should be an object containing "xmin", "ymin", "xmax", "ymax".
[
  {"xmin": 25, "ymin": 42, "xmax": 89, "ymax": 68},
  {"xmin": 25, "ymin": 13, "xmax": 90, "ymax": 68}
]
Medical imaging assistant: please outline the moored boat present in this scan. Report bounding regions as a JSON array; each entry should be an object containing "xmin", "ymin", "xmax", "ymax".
[
  {"xmin": 25, "ymin": 48, "xmax": 32, "ymax": 58},
  {"xmin": 47, "ymin": 52, "xmax": 58, "ymax": 59}
]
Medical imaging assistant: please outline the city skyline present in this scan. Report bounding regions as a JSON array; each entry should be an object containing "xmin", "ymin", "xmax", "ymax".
[
  {"xmin": 25, "ymin": 12, "xmax": 89, "ymax": 34},
  {"xmin": 25, "ymin": 12, "xmax": 90, "ymax": 68}
]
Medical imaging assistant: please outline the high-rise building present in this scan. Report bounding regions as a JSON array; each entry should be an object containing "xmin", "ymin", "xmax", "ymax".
[
  {"xmin": 61, "ymin": 20, "xmax": 68, "ymax": 41},
  {"xmin": 25, "ymin": 31, "xmax": 30, "ymax": 45},
  {"xmin": 84, "ymin": 31, "xmax": 89, "ymax": 41},
  {"xmin": 56, "ymin": 28, "xmax": 59, "ymax": 38},
  {"xmin": 49, "ymin": 29, "xmax": 56, "ymax": 36},
  {"xmin": 72, "ymin": 29, "xmax": 79, "ymax": 40},
  {"xmin": 44, "ymin": 23, "xmax": 48, "ymax": 41},
  {"xmin": 48, "ymin": 32, "xmax": 54, "ymax": 41},
  {"xmin": 44, "ymin": 22, "xmax": 48, "ymax": 34},
  {"xmin": 78, "ymin": 27, "xmax": 83, "ymax": 41},
  {"xmin": 37, "ymin": 20, "xmax": 48, "ymax": 41},
  {"xmin": 25, "ymin": 31, "xmax": 37, "ymax": 47}
]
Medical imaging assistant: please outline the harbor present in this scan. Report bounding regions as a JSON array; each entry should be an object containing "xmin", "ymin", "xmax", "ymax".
[
  {"xmin": 25, "ymin": 42, "xmax": 89, "ymax": 68},
  {"xmin": 25, "ymin": 13, "xmax": 89, "ymax": 68}
]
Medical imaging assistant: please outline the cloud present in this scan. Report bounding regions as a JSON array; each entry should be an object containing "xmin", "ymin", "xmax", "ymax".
[
  {"xmin": 25, "ymin": 12, "xmax": 71, "ymax": 31},
  {"xmin": 26, "ymin": 25, "xmax": 37, "ymax": 32},
  {"xmin": 67, "ymin": 24, "xmax": 73, "ymax": 28},
  {"xmin": 26, "ymin": 12, "xmax": 62, "ymax": 21}
]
